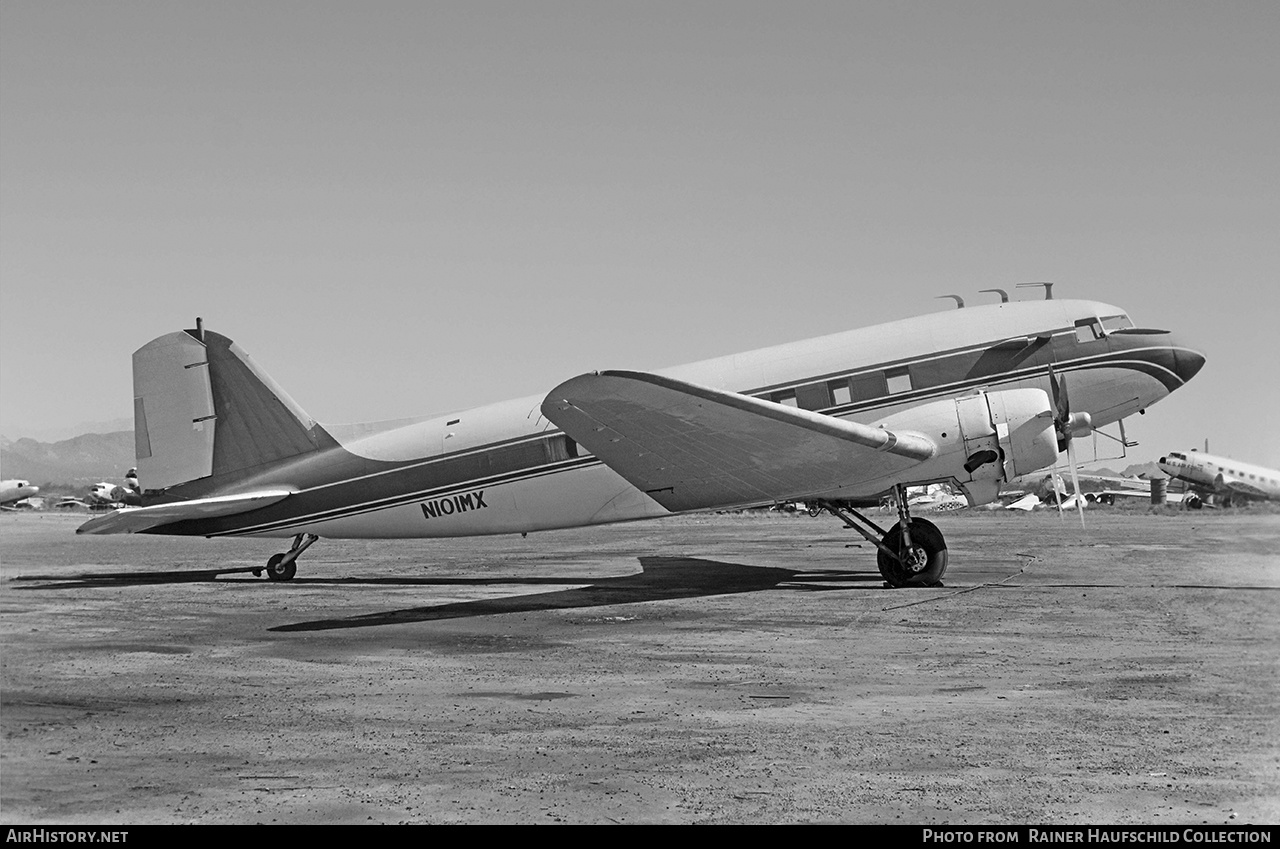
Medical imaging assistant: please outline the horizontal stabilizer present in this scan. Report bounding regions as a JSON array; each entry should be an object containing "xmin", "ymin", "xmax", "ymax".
[
  {"xmin": 76, "ymin": 490, "xmax": 293, "ymax": 535},
  {"xmin": 541, "ymin": 370, "xmax": 935, "ymax": 512}
]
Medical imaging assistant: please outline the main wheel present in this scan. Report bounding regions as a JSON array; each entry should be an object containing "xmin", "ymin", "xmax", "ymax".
[
  {"xmin": 265, "ymin": 552, "xmax": 297, "ymax": 582},
  {"xmin": 877, "ymin": 518, "xmax": 948, "ymax": 588}
]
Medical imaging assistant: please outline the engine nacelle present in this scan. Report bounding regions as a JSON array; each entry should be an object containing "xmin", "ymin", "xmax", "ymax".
[{"xmin": 874, "ymin": 388, "xmax": 1059, "ymax": 507}]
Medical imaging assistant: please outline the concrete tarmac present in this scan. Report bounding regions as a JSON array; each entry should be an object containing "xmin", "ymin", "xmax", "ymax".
[{"xmin": 2, "ymin": 507, "xmax": 1277, "ymax": 824}]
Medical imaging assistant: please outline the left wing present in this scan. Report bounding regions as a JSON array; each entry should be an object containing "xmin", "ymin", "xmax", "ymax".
[
  {"xmin": 541, "ymin": 370, "xmax": 936, "ymax": 513},
  {"xmin": 1219, "ymin": 478, "xmax": 1270, "ymax": 499}
]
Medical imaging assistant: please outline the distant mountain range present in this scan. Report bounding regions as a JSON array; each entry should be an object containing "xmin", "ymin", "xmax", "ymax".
[
  {"xmin": 1, "ymin": 417, "xmax": 133, "ymax": 445},
  {"xmin": 1, "ymin": 431, "xmax": 136, "ymax": 488}
]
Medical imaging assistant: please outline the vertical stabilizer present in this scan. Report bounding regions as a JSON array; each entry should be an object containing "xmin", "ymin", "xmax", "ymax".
[
  {"xmin": 132, "ymin": 327, "xmax": 335, "ymax": 493},
  {"xmin": 134, "ymin": 331, "xmax": 217, "ymax": 490}
]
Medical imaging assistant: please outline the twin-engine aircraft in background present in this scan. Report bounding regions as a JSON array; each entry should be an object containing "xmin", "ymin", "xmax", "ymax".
[
  {"xmin": 77, "ymin": 289, "xmax": 1205, "ymax": 587},
  {"xmin": 1159, "ymin": 450, "xmax": 1280, "ymax": 507}
]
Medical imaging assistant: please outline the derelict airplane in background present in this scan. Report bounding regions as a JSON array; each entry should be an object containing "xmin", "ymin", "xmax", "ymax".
[
  {"xmin": 1159, "ymin": 450, "xmax": 1280, "ymax": 506},
  {"xmin": 56, "ymin": 471, "xmax": 143, "ymax": 510},
  {"xmin": 0, "ymin": 479, "xmax": 40, "ymax": 508},
  {"xmin": 78, "ymin": 286, "xmax": 1205, "ymax": 587}
]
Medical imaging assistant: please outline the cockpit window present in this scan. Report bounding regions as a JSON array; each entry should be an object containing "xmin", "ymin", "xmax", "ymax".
[
  {"xmin": 1100, "ymin": 315, "xmax": 1134, "ymax": 333},
  {"xmin": 1074, "ymin": 318, "xmax": 1101, "ymax": 343},
  {"xmin": 1075, "ymin": 314, "xmax": 1134, "ymax": 342},
  {"xmin": 1170, "ymin": 452, "xmax": 1185, "ymax": 460}
]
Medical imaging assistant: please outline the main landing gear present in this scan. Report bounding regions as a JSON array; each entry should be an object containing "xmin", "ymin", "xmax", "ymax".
[
  {"xmin": 252, "ymin": 533, "xmax": 319, "ymax": 582},
  {"xmin": 816, "ymin": 484, "xmax": 949, "ymax": 588}
]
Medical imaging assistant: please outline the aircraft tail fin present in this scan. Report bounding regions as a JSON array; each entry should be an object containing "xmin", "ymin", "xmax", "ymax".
[{"xmin": 132, "ymin": 324, "xmax": 336, "ymax": 493}]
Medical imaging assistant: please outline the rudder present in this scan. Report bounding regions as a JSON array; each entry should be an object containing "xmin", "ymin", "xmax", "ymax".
[{"xmin": 133, "ymin": 324, "xmax": 335, "ymax": 493}]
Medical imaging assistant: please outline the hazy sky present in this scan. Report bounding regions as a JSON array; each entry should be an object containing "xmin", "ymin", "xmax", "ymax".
[{"xmin": 2, "ymin": 2, "xmax": 1277, "ymax": 467}]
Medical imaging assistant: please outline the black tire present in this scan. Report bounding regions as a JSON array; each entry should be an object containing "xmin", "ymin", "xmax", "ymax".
[
  {"xmin": 265, "ymin": 552, "xmax": 296, "ymax": 582},
  {"xmin": 877, "ymin": 518, "xmax": 948, "ymax": 588}
]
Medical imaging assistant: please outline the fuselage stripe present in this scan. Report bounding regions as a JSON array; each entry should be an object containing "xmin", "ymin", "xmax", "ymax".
[{"xmin": 204, "ymin": 345, "xmax": 1182, "ymax": 537}]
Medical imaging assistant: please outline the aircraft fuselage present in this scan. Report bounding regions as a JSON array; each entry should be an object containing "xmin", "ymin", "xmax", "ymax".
[{"xmin": 139, "ymin": 298, "xmax": 1202, "ymax": 539}]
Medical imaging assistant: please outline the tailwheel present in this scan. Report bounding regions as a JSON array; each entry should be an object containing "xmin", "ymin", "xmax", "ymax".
[
  {"xmin": 877, "ymin": 518, "xmax": 948, "ymax": 588},
  {"xmin": 262, "ymin": 533, "xmax": 318, "ymax": 581},
  {"xmin": 265, "ymin": 552, "xmax": 296, "ymax": 582}
]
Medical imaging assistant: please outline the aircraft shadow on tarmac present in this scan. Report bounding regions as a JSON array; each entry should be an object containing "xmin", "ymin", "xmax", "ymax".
[
  {"xmin": 10, "ymin": 556, "xmax": 885, "ymax": 630},
  {"xmin": 272, "ymin": 557, "xmax": 884, "ymax": 632}
]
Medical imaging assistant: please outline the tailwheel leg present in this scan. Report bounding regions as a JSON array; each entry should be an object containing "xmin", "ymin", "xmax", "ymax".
[{"xmin": 265, "ymin": 533, "xmax": 319, "ymax": 582}]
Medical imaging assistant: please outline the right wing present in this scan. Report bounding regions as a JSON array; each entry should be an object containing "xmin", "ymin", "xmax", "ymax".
[
  {"xmin": 76, "ymin": 489, "xmax": 293, "ymax": 535},
  {"xmin": 541, "ymin": 370, "xmax": 936, "ymax": 513}
]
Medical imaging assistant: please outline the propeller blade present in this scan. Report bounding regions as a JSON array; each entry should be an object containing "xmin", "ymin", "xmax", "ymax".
[
  {"xmin": 1052, "ymin": 470, "xmax": 1064, "ymax": 520},
  {"xmin": 1067, "ymin": 438, "xmax": 1086, "ymax": 529},
  {"xmin": 1047, "ymin": 364, "xmax": 1069, "ymax": 421}
]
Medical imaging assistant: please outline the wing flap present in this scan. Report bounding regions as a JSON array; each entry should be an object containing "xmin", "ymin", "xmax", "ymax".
[
  {"xmin": 540, "ymin": 370, "xmax": 935, "ymax": 512},
  {"xmin": 76, "ymin": 489, "xmax": 293, "ymax": 535}
]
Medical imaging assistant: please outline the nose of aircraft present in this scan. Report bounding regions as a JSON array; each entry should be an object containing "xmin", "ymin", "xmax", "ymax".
[{"xmin": 1173, "ymin": 343, "xmax": 1206, "ymax": 385}]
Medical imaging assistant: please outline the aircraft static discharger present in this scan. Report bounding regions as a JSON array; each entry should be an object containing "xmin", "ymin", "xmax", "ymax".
[{"xmin": 79, "ymin": 293, "xmax": 1205, "ymax": 587}]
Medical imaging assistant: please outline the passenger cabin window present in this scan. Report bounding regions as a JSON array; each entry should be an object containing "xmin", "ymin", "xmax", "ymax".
[
  {"xmin": 795, "ymin": 384, "xmax": 830, "ymax": 411},
  {"xmin": 544, "ymin": 435, "xmax": 575, "ymax": 463},
  {"xmin": 774, "ymin": 391, "xmax": 798, "ymax": 407},
  {"xmin": 829, "ymin": 380, "xmax": 852, "ymax": 406},
  {"xmin": 885, "ymin": 366, "xmax": 912, "ymax": 395},
  {"xmin": 850, "ymin": 372, "xmax": 888, "ymax": 402}
]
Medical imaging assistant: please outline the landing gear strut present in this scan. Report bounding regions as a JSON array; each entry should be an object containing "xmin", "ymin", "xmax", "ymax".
[
  {"xmin": 816, "ymin": 485, "xmax": 949, "ymax": 588},
  {"xmin": 259, "ymin": 533, "xmax": 318, "ymax": 582}
]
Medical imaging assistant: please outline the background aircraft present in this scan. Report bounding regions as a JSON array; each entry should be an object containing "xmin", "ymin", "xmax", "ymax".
[
  {"xmin": 1158, "ymin": 451, "xmax": 1280, "ymax": 506},
  {"xmin": 1003, "ymin": 493, "xmax": 1041, "ymax": 511},
  {"xmin": 0, "ymin": 479, "xmax": 39, "ymax": 508},
  {"xmin": 897, "ymin": 484, "xmax": 968, "ymax": 513},
  {"xmin": 78, "ymin": 296, "xmax": 1203, "ymax": 587},
  {"xmin": 56, "ymin": 469, "xmax": 142, "ymax": 510}
]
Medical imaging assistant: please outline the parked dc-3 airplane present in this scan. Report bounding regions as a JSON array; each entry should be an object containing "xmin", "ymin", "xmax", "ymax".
[
  {"xmin": 78, "ymin": 290, "xmax": 1204, "ymax": 587},
  {"xmin": 1158, "ymin": 450, "xmax": 1280, "ymax": 506}
]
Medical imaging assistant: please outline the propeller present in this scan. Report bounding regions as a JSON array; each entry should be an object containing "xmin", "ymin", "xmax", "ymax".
[{"xmin": 1047, "ymin": 365, "xmax": 1092, "ymax": 528}]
